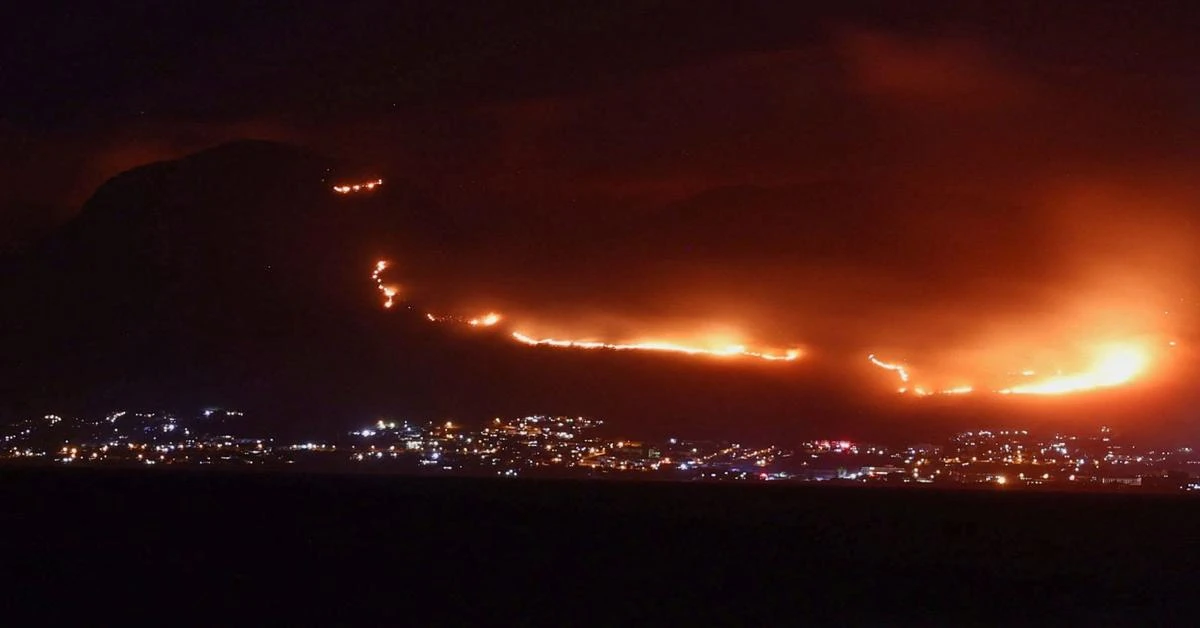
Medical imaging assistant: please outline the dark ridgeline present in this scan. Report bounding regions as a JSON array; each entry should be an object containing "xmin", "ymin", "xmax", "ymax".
[
  {"xmin": 0, "ymin": 142, "xmax": 751, "ymax": 438},
  {"xmin": 0, "ymin": 140, "xmax": 439, "ymax": 432},
  {"xmin": 0, "ymin": 139, "xmax": 866, "ymax": 440}
]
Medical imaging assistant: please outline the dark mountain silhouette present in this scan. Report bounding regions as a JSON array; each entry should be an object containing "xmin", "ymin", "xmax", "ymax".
[
  {"xmin": 0, "ymin": 201, "xmax": 70, "ymax": 255},
  {"xmin": 0, "ymin": 140, "xmax": 446, "ymax": 430},
  {"xmin": 0, "ymin": 140, "xmax": 934, "ymax": 441}
]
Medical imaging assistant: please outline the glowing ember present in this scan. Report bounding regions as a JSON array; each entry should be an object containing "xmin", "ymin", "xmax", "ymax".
[
  {"xmin": 370, "ymin": 259, "xmax": 401, "ymax": 309},
  {"xmin": 381, "ymin": 286, "xmax": 398, "ymax": 309},
  {"xmin": 333, "ymin": 178, "xmax": 384, "ymax": 194},
  {"xmin": 469, "ymin": 313, "xmax": 502, "ymax": 327}
]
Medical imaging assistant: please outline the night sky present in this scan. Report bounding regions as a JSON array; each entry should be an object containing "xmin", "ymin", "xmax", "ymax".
[{"xmin": 5, "ymin": 1, "xmax": 1200, "ymax": 439}]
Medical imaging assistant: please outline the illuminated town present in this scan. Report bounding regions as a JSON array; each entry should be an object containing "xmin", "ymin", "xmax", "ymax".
[{"xmin": 3, "ymin": 410, "xmax": 1197, "ymax": 491}]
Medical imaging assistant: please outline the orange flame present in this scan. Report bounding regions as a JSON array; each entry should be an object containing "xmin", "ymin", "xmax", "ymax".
[
  {"xmin": 869, "ymin": 342, "xmax": 1154, "ymax": 397},
  {"xmin": 369, "ymin": 260, "xmax": 1164, "ymax": 390},
  {"xmin": 371, "ymin": 259, "xmax": 401, "ymax": 309},
  {"xmin": 369, "ymin": 261, "xmax": 800, "ymax": 363},
  {"xmin": 999, "ymin": 344, "xmax": 1149, "ymax": 395},
  {"xmin": 468, "ymin": 313, "xmax": 502, "ymax": 327},
  {"xmin": 333, "ymin": 178, "xmax": 384, "ymax": 194},
  {"xmin": 381, "ymin": 286, "xmax": 398, "ymax": 309},
  {"xmin": 510, "ymin": 332, "xmax": 801, "ymax": 362},
  {"xmin": 868, "ymin": 354, "xmax": 910, "ymax": 388}
]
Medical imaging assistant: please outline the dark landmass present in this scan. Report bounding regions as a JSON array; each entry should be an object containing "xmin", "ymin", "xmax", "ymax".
[
  {"xmin": 4, "ymin": 468, "xmax": 1196, "ymax": 624},
  {"xmin": 3, "ymin": 139, "xmax": 1195, "ymax": 445},
  {"xmin": 0, "ymin": 139, "xmax": 942, "ymax": 443}
]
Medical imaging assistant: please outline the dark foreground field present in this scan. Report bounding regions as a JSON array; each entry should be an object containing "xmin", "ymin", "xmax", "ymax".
[{"xmin": 2, "ymin": 469, "xmax": 1197, "ymax": 625}]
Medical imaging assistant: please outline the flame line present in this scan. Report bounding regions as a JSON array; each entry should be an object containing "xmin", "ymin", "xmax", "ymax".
[
  {"xmin": 333, "ymin": 178, "xmax": 384, "ymax": 194},
  {"xmin": 869, "ymin": 344, "xmax": 1149, "ymax": 397},
  {"xmin": 868, "ymin": 354, "xmax": 909, "ymax": 385},
  {"xmin": 510, "ymin": 332, "xmax": 802, "ymax": 361},
  {"xmin": 372, "ymin": 260, "xmax": 1157, "ymax": 390},
  {"xmin": 371, "ymin": 260, "xmax": 800, "ymax": 363}
]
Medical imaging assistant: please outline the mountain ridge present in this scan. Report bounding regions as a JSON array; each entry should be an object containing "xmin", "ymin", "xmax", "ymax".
[{"xmin": 0, "ymin": 141, "xmax": 944, "ymax": 442}]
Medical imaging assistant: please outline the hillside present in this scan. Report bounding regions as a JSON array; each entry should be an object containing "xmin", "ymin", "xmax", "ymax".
[{"xmin": 0, "ymin": 141, "xmax": 927, "ymax": 441}]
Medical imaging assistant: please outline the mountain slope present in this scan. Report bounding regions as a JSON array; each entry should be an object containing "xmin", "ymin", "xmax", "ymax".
[
  {"xmin": 0, "ymin": 141, "xmax": 919, "ymax": 441},
  {"xmin": 1, "ymin": 141, "xmax": 424, "ymax": 422}
]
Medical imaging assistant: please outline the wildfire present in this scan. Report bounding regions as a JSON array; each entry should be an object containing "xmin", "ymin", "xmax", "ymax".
[
  {"xmin": 370, "ymin": 259, "xmax": 401, "ymax": 309},
  {"xmin": 867, "ymin": 354, "xmax": 910, "ymax": 389},
  {"xmin": 333, "ymin": 178, "xmax": 384, "ymax": 194},
  {"xmin": 866, "ymin": 354, "xmax": 975, "ymax": 396},
  {"xmin": 510, "ymin": 332, "xmax": 802, "ymax": 362},
  {"xmin": 869, "ymin": 342, "xmax": 1154, "ymax": 397},
  {"xmin": 369, "ymin": 260, "xmax": 801, "ymax": 363},
  {"xmin": 469, "ymin": 313, "xmax": 502, "ymax": 327},
  {"xmin": 999, "ymin": 344, "xmax": 1149, "ymax": 395},
  {"xmin": 381, "ymin": 286, "xmax": 398, "ymax": 309},
  {"xmin": 369, "ymin": 260, "xmax": 1167, "ymax": 391},
  {"xmin": 425, "ymin": 311, "xmax": 503, "ymax": 327}
]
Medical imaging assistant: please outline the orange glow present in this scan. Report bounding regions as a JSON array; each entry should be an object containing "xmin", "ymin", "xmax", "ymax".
[
  {"xmin": 868, "ymin": 354, "xmax": 910, "ymax": 386},
  {"xmin": 425, "ymin": 311, "xmax": 502, "ymax": 327},
  {"xmin": 999, "ymin": 344, "xmax": 1149, "ymax": 395},
  {"xmin": 381, "ymin": 286, "xmax": 398, "ymax": 309},
  {"xmin": 868, "ymin": 354, "xmax": 976, "ymax": 396},
  {"xmin": 468, "ymin": 313, "xmax": 502, "ymax": 327},
  {"xmin": 331, "ymin": 178, "xmax": 381, "ymax": 194},
  {"xmin": 510, "ymin": 331, "xmax": 802, "ymax": 362},
  {"xmin": 870, "ymin": 340, "xmax": 1156, "ymax": 397},
  {"xmin": 369, "ymin": 261, "xmax": 1168, "ymax": 389},
  {"xmin": 371, "ymin": 259, "xmax": 402, "ymax": 309},
  {"xmin": 333, "ymin": 178, "xmax": 383, "ymax": 194},
  {"xmin": 368, "ymin": 260, "xmax": 801, "ymax": 363}
]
